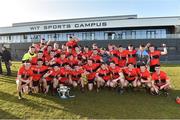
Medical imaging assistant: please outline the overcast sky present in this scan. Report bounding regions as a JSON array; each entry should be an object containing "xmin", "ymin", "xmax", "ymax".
[{"xmin": 0, "ymin": 0, "xmax": 179, "ymax": 27}]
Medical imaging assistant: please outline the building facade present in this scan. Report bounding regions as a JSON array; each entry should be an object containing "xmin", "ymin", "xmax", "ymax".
[{"xmin": 0, "ymin": 15, "xmax": 180, "ymax": 61}]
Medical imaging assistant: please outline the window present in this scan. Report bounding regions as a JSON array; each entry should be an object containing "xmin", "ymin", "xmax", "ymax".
[
  {"xmin": 82, "ymin": 32, "xmax": 95, "ymax": 40},
  {"xmin": 131, "ymin": 31, "xmax": 136, "ymax": 39},
  {"xmin": 146, "ymin": 31, "xmax": 156, "ymax": 39}
]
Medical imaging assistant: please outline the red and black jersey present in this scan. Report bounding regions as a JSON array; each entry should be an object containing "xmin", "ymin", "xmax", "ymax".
[
  {"xmin": 109, "ymin": 56, "xmax": 119, "ymax": 65},
  {"xmin": 59, "ymin": 67, "xmax": 70, "ymax": 83},
  {"xmin": 109, "ymin": 66, "xmax": 122, "ymax": 79},
  {"xmin": 97, "ymin": 68, "xmax": 111, "ymax": 81},
  {"xmin": 17, "ymin": 66, "xmax": 33, "ymax": 80},
  {"xmin": 149, "ymin": 51, "xmax": 161, "ymax": 66},
  {"xmin": 136, "ymin": 68, "xmax": 151, "ymax": 80},
  {"xmin": 83, "ymin": 63, "xmax": 100, "ymax": 80},
  {"xmin": 126, "ymin": 50, "xmax": 137, "ymax": 65},
  {"xmin": 123, "ymin": 67, "xmax": 137, "ymax": 81},
  {"xmin": 110, "ymin": 50, "xmax": 118, "ymax": 56},
  {"xmin": 152, "ymin": 71, "xmax": 169, "ymax": 86},
  {"xmin": 66, "ymin": 39, "xmax": 78, "ymax": 48},
  {"xmin": 54, "ymin": 49, "xmax": 61, "ymax": 58},
  {"xmin": 117, "ymin": 51, "xmax": 127, "ymax": 67},
  {"xmin": 67, "ymin": 58, "xmax": 79, "ymax": 67},
  {"xmin": 45, "ymin": 69, "xmax": 60, "ymax": 81},
  {"xmin": 71, "ymin": 69, "xmax": 84, "ymax": 81},
  {"xmin": 82, "ymin": 51, "xmax": 93, "ymax": 59},
  {"xmin": 55, "ymin": 58, "xmax": 68, "ymax": 66},
  {"xmin": 31, "ymin": 56, "xmax": 45, "ymax": 65},
  {"xmin": 31, "ymin": 65, "xmax": 48, "ymax": 81},
  {"xmin": 90, "ymin": 54, "xmax": 102, "ymax": 63}
]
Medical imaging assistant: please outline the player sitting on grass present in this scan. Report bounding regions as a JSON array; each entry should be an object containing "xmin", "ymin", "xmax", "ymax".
[
  {"xmin": 150, "ymin": 64, "xmax": 171, "ymax": 96},
  {"xmin": 16, "ymin": 60, "xmax": 33, "ymax": 100}
]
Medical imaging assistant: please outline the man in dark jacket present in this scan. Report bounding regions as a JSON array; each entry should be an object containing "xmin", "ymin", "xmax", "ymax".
[
  {"xmin": 0, "ymin": 52, "xmax": 2, "ymax": 74},
  {"xmin": 2, "ymin": 46, "xmax": 12, "ymax": 76}
]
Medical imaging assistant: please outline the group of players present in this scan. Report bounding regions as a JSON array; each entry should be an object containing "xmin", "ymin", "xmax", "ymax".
[{"xmin": 16, "ymin": 36, "xmax": 171, "ymax": 99}]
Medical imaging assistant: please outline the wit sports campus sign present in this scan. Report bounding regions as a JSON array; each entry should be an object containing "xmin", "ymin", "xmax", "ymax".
[{"xmin": 29, "ymin": 22, "xmax": 108, "ymax": 31}]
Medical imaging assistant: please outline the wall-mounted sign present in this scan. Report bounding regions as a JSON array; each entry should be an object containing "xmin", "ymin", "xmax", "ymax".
[{"xmin": 29, "ymin": 22, "xmax": 107, "ymax": 31}]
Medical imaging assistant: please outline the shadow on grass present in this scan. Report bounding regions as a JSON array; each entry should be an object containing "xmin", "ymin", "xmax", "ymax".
[
  {"xmin": 32, "ymin": 88, "xmax": 180, "ymax": 119},
  {"xmin": 0, "ymin": 109, "xmax": 20, "ymax": 119}
]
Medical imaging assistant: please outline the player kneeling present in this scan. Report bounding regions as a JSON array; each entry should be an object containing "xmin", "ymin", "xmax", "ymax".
[
  {"xmin": 108, "ymin": 62, "xmax": 125, "ymax": 94},
  {"xmin": 96, "ymin": 63, "xmax": 111, "ymax": 92},
  {"xmin": 69, "ymin": 66, "xmax": 84, "ymax": 88},
  {"xmin": 151, "ymin": 65, "xmax": 171, "ymax": 96},
  {"xmin": 136, "ymin": 63, "xmax": 151, "ymax": 92},
  {"xmin": 83, "ymin": 59, "xmax": 100, "ymax": 91},
  {"xmin": 42, "ymin": 64, "xmax": 60, "ymax": 95},
  {"xmin": 31, "ymin": 59, "xmax": 48, "ymax": 93},
  {"xmin": 16, "ymin": 60, "xmax": 33, "ymax": 100},
  {"xmin": 123, "ymin": 63, "xmax": 139, "ymax": 91}
]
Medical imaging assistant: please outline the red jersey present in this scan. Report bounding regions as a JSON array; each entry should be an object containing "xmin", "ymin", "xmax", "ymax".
[
  {"xmin": 90, "ymin": 54, "xmax": 102, "ymax": 63},
  {"xmin": 126, "ymin": 50, "xmax": 137, "ymax": 65},
  {"xmin": 66, "ymin": 39, "xmax": 78, "ymax": 48},
  {"xmin": 149, "ymin": 50, "xmax": 161, "ymax": 66},
  {"xmin": 152, "ymin": 71, "xmax": 169, "ymax": 86},
  {"xmin": 71, "ymin": 69, "xmax": 84, "ymax": 81},
  {"xmin": 97, "ymin": 68, "xmax": 111, "ymax": 81},
  {"xmin": 82, "ymin": 51, "xmax": 92, "ymax": 59},
  {"xmin": 54, "ymin": 49, "xmax": 61, "ymax": 57},
  {"xmin": 110, "ymin": 50, "xmax": 118, "ymax": 56},
  {"xmin": 59, "ymin": 67, "xmax": 70, "ymax": 83},
  {"xmin": 109, "ymin": 66, "xmax": 122, "ymax": 79},
  {"xmin": 31, "ymin": 56, "xmax": 45, "ymax": 65},
  {"xmin": 83, "ymin": 63, "xmax": 100, "ymax": 80},
  {"xmin": 110, "ymin": 57, "xmax": 119, "ymax": 65},
  {"xmin": 117, "ymin": 51, "xmax": 127, "ymax": 67},
  {"xmin": 67, "ymin": 58, "xmax": 79, "ymax": 67},
  {"xmin": 45, "ymin": 69, "xmax": 60, "ymax": 81},
  {"xmin": 55, "ymin": 58, "xmax": 68, "ymax": 66},
  {"xmin": 123, "ymin": 67, "xmax": 137, "ymax": 81},
  {"xmin": 136, "ymin": 68, "xmax": 151, "ymax": 80},
  {"xmin": 17, "ymin": 66, "xmax": 33, "ymax": 80},
  {"xmin": 31, "ymin": 65, "xmax": 48, "ymax": 81}
]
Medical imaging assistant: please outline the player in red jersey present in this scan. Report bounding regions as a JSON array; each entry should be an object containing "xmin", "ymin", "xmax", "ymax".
[
  {"xmin": 55, "ymin": 53, "xmax": 68, "ymax": 67},
  {"xmin": 69, "ymin": 65, "xmax": 84, "ymax": 88},
  {"xmin": 42, "ymin": 64, "xmax": 60, "ymax": 94},
  {"xmin": 123, "ymin": 63, "xmax": 138, "ymax": 89},
  {"xmin": 83, "ymin": 59, "xmax": 100, "ymax": 91},
  {"xmin": 16, "ymin": 60, "xmax": 33, "ymax": 99},
  {"xmin": 108, "ymin": 62, "xmax": 125, "ymax": 93},
  {"xmin": 58, "ymin": 65, "xmax": 72, "ymax": 86},
  {"xmin": 148, "ymin": 44, "xmax": 167, "ymax": 72},
  {"xmin": 116, "ymin": 45, "xmax": 128, "ymax": 68},
  {"xmin": 67, "ymin": 54, "xmax": 79, "ymax": 68},
  {"xmin": 32, "ymin": 38, "xmax": 51, "ymax": 52},
  {"xmin": 151, "ymin": 65, "xmax": 170, "ymax": 96},
  {"xmin": 82, "ymin": 46, "xmax": 92, "ymax": 64},
  {"xmin": 136, "ymin": 63, "xmax": 151, "ymax": 91},
  {"xmin": 53, "ymin": 43, "xmax": 61, "ymax": 58},
  {"xmin": 30, "ymin": 51, "xmax": 45, "ymax": 65},
  {"xmin": 66, "ymin": 36, "xmax": 79, "ymax": 48},
  {"xmin": 96, "ymin": 63, "xmax": 111, "ymax": 92},
  {"xmin": 126, "ymin": 44, "xmax": 137, "ymax": 66},
  {"xmin": 45, "ymin": 50, "xmax": 56, "ymax": 67},
  {"xmin": 31, "ymin": 59, "xmax": 48, "ymax": 93},
  {"xmin": 90, "ymin": 49, "xmax": 103, "ymax": 63}
]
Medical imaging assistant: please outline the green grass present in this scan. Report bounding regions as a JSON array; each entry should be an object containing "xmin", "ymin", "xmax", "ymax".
[{"xmin": 0, "ymin": 62, "xmax": 180, "ymax": 119}]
